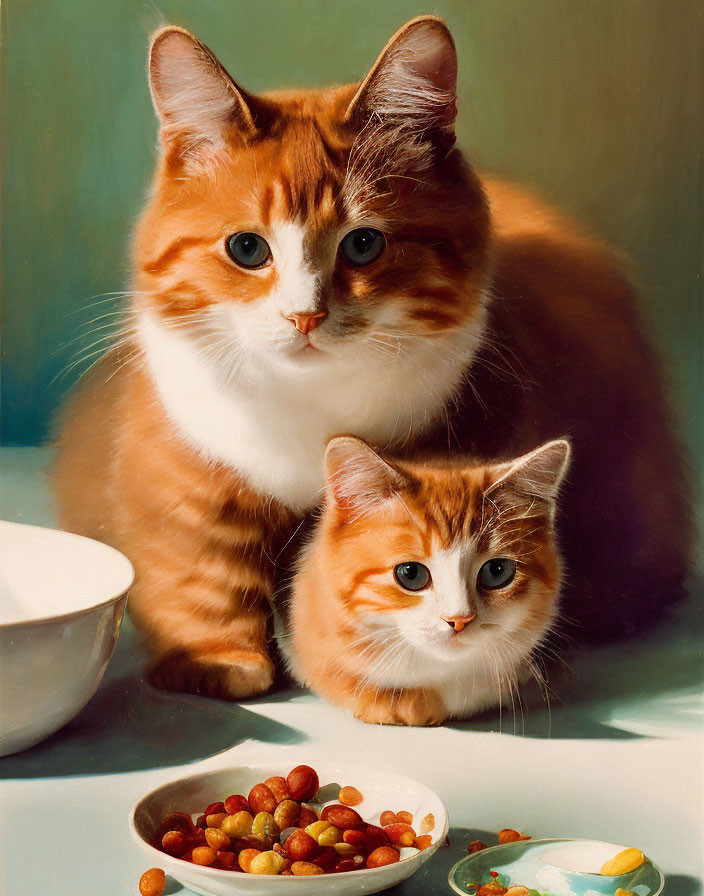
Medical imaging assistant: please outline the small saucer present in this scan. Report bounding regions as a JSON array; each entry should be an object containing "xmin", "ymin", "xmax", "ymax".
[{"xmin": 448, "ymin": 838, "xmax": 664, "ymax": 896}]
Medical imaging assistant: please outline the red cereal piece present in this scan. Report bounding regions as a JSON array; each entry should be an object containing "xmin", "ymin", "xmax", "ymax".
[
  {"xmin": 139, "ymin": 868, "xmax": 165, "ymax": 896},
  {"xmin": 320, "ymin": 804, "xmax": 364, "ymax": 830},
  {"xmin": 290, "ymin": 861, "xmax": 324, "ymax": 876},
  {"xmin": 286, "ymin": 765, "xmax": 319, "ymax": 802},
  {"xmin": 204, "ymin": 802, "xmax": 225, "ymax": 817},
  {"xmin": 189, "ymin": 827, "xmax": 206, "ymax": 846},
  {"xmin": 343, "ymin": 829, "xmax": 366, "ymax": 850},
  {"xmin": 338, "ymin": 786, "xmax": 364, "ymax": 807},
  {"xmin": 467, "ymin": 840, "xmax": 488, "ymax": 854},
  {"xmin": 335, "ymin": 856, "xmax": 365, "ymax": 872},
  {"xmin": 161, "ymin": 831, "xmax": 188, "ymax": 856},
  {"xmin": 216, "ymin": 850, "xmax": 236, "ymax": 868},
  {"xmin": 160, "ymin": 812, "xmax": 193, "ymax": 835},
  {"xmin": 285, "ymin": 830, "xmax": 319, "ymax": 862},
  {"xmin": 383, "ymin": 822, "xmax": 416, "ymax": 847},
  {"xmin": 191, "ymin": 846, "xmax": 216, "ymax": 866},
  {"xmin": 248, "ymin": 783, "xmax": 277, "ymax": 815},
  {"xmin": 264, "ymin": 776, "xmax": 291, "ymax": 803},
  {"xmin": 224, "ymin": 794, "xmax": 249, "ymax": 815},
  {"xmin": 298, "ymin": 805, "xmax": 318, "ymax": 828},
  {"xmin": 477, "ymin": 884, "xmax": 507, "ymax": 896},
  {"xmin": 497, "ymin": 829, "xmax": 531, "ymax": 844},
  {"xmin": 366, "ymin": 846, "xmax": 400, "ymax": 868},
  {"xmin": 363, "ymin": 824, "xmax": 391, "ymax": 853},
  {"xmin": 313, "ymin": 846, "xmax": 338, "ymax": 871}
]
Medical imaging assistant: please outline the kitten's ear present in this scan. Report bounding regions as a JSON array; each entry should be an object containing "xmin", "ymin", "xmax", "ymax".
[
  {"xmin": 486, "ymin": 440, "xmax": 571, "ymax": 506},
  {"xmin": 149, "ymin": 26, "xmax": 260, "ymax": 149},
  {"xmin": 325, "ymin": 437, "xmax": 409, "ymax": 516},
  {"xmin": 345, "ymin": 16, "xmax": 457, "ymax": 148}
]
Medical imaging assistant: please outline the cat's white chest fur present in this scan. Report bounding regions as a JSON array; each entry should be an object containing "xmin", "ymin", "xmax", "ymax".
[{"xmin": 138, "ymin": 309, "xmax": 484, "ymax": 512}]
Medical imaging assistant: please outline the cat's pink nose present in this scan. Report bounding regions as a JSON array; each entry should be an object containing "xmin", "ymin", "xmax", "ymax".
[
  {"xmin": 442, "ymin": 614, "xmax": 476, "ymax": 632},
  {"xmin": 285, "ymin": 310, "xmax": 328, "ymax": 334}
]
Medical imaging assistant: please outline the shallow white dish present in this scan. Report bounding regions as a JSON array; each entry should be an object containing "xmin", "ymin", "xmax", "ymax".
[
  {"xmin": 130, "ymin": 760, "xmax": 449, "ymax": 895},
  {"xmin": 0, "ymin": 520, "xmax": 134, "ymax": 756},
  {"xmin": 448, "ymin": 838, "xmax": 664, "ymax": 896}
]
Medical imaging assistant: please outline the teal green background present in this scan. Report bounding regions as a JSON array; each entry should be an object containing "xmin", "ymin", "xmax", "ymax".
[{"xmin": 2, "ymin": 0, "xmax": 702, "ymax": 494}]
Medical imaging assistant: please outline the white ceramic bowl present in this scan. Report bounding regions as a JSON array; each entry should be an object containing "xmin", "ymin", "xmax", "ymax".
[
  {"xmin": 0, "ymin": 520, "xmax": 134, "ymax": 756},
  {"xmin": 130, "ymin": 761, "xmax": 449, "ymax": 895}
]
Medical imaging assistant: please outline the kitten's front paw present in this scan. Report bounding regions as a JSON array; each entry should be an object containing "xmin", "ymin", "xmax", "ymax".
[
  {"xmin": 353, "ymin": 688, "xmax": 446, "ymax": 727},
  {"xmin": 147, "ymin": 648, "xmax": 274, "ymax": 701}
]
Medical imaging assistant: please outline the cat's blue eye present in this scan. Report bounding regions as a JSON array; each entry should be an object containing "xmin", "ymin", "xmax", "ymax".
[
  {"xmin": 477, "ymin": 558, "xmax": 516, "ymax": 590},
  {"xmin": 393, "ymin": 562, "xmax": 431, "ymax": 592},
  {"xmin": 226, "ymin": 232, "xmax": 271, "ymax": 269},
  {"xmin": 339, "ymin": 227, "xmax": 385, "ymax": 266}
]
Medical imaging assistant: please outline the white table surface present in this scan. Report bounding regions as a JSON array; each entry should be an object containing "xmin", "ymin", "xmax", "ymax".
[{"xmin": 1, "ymin": 447, "xmax": 702, "ymax": 896}]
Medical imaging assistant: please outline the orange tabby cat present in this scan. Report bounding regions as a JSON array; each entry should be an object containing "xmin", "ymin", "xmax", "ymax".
[
  {"xmin": 52, "ymin": 17, "xmax": 691, "ymax": 700},
  {"xmin": 287, "ymin": 436, "xmax": 570, "ymax": 725}
]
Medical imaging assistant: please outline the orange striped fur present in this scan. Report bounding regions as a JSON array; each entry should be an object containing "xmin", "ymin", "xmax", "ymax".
[
  {"xmin": 287, "ymin": 437, "xmax": 569, "ymax": 725},
  {"xmin": 53, "ymin": 347, "xmax": 299, "ymax": 697},
  {"xmin": 52, "ymin": 17, "xmax": 692, "ymax": 701}
]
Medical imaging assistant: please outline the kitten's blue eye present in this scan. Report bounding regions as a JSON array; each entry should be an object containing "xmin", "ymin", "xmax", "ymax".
[
  {"xmin": 339, "ymin": 228, "xmax": 385, "ymax": 266},
  {"xmin": 226, "ymin": 232, "xmax": 271, "ymax": 268},
  {"xmin": 477, "ymin": 558, "xmax": 516, "ymax": 590},
  {"xmin": 394, "ymin": 562, "xmax": 431, "ymax": 592}
]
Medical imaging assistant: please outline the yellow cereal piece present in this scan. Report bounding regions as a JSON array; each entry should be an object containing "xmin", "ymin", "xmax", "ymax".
[
  {"xmin": 601, "ymin": 848, "xmax": 645, "ymax": 876},
  {"xmin": 317, "ymin": 825, "xmax": 341, "ymax": 847},
  {"xmin": 221, "ymin": 811, "xmax": 253, "ymax": 837},
  {"xmin": 248, "ymin": 850, "xmax": 286, "ymax": 875},
  {"xmin": 615, "ymin": 889, "xmax": 637, "ymax": 896},
  {"xmin": 305, "ymin": 820, "xmax": 332, "ymax": 840}
]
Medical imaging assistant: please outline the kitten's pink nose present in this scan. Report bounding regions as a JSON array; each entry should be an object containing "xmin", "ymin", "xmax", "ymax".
[
  {"xmin": 285, "ymin": 310, "xmax": 328, "ymax": 334},
  {"xmin": 442, "ymin": 614, "xmax": 476, "ymax": 632}
]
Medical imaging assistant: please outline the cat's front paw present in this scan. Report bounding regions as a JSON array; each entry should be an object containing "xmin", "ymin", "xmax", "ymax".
[
  {"xmin": 147, "ymin": 647, "xmax": 274, "ymax": 700},
  {"xmin": 352, "ymin": 688, "xmax": 446, "ymax": 727}
]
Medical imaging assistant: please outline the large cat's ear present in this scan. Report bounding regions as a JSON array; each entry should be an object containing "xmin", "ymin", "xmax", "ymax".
[
  {"xmin": 485, "ymin": 440, "xmax": 571, "ymax": 508},
  {"xmin": 149, "ymin": 26, "xmax": 261, "ymax": 149},
  {"xmin": 325, "ymin": 437, "xmax": 409, "ymax": 516},
  {"xmin": 345, "ymin": 16, "xmax": 458, "ymax": 149}
]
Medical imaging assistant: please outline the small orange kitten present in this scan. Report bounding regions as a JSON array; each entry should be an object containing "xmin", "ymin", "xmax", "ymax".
[{"xmin": 287, "ymin": 436, "xmax": 570, "ymax": 726}]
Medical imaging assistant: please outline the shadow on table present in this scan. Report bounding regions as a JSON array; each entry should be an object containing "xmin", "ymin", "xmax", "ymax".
[
  {"xmin": 0, "ymin": 620, "xmax": 306, "ymax": 780},
  {"xmin": 662, "ymin": 874, "xmax": 702, "ymax": 896},
  {"xmin": 663, "ymin": 876, "xmax": 703, "ymax": 896},
  {"xmin": 448, "ymin": 578, "xmax": 704, "ymax": 740}
]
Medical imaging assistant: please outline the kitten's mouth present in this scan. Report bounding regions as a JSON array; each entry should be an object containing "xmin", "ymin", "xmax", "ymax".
[{"xmin": 288, "ymin": 336, "xmax": 325, "ymax": 358}]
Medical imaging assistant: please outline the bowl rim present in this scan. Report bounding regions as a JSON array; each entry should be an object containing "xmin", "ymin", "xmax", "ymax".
[
  {"xmin": 447, "ymin": 837, "xmax": 665, "ymax": 896},
  {"xmin": 129, "ymin": 760, "xmax": 450, "ymax": 884},
  {"xmin": 0, "ymin": 520, "xmax": 135, "ymax": 629}
]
